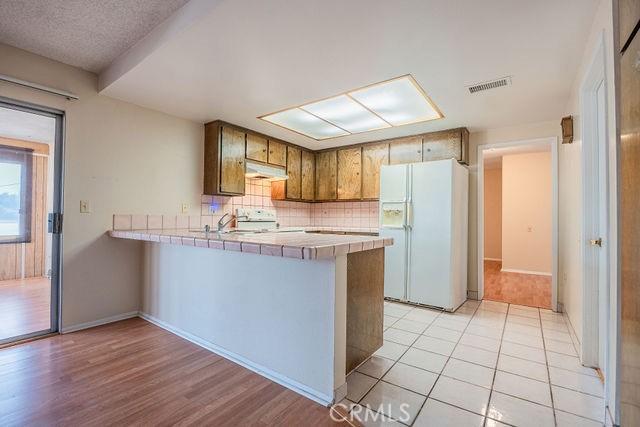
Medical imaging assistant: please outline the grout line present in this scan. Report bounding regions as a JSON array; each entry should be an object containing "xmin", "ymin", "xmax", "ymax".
[
  {"xmin": 538, "ymin": 305, "xmax": 559, "ymax": 426},
  {"xmin": 483, "ymin": 302, "xmax": 511, "ymax": 426}
]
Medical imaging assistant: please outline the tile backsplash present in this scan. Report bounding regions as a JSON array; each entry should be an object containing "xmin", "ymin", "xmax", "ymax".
[{"xmin": 115, "ymin": 178, "xmax": 379, "ymax": 231}]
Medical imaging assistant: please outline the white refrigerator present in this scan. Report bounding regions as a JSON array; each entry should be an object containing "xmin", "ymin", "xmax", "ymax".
[{"xmin": 379, "ymin": 159, "xmax": 468, "ymax": 311}]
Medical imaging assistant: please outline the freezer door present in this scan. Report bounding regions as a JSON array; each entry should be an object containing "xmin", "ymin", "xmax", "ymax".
[
  {"xmin": 380, "ymin": 164, "xmax": 409, "ymax": 300},
  {"xmin": 407, "ymin": 160, "xmax": 454, "ymax": 308},
  {"xmin": 380, "ymin": 164, "xmax": 408, "ymax": 202},
  {"xmin": 380, "ymin": 227, "xmax": 407, "ymax": 300}
]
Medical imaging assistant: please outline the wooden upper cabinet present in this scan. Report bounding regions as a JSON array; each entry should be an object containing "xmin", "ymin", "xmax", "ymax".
[
  {"xmin": 268, "ymin": 140, "xmax": 287, "ymax": 167},
  {"xmin": 389, "ymin": 136, "xmax": 422, "ymax": 164},
  {"xmin": 422, "ymin": 128, "xmax": 469, "ymax": 164},
  {"xmin": 286, "ymin": 146, "xmax": 302, "ymax": 199},
  {"xmin": 337, "ymin": 148, "xmax": 362, "ymax": 200},
  {"xmin": 219, "ymin": 126, "xmax": 246, "ymax": 194},
  {"xmin": 315, "ymin": 150, "xmax": 337, "ymax": 200},
  {"xmin": 362, "ymin": 143, "xmax": 389, "ymax": 199},
  {"xmin": 301, "ymin": 150, "xmax": 315, "ymax": 201},
  {"xmin": 246, "ymin": 133, "xmax": 268, "ymax": 163}
]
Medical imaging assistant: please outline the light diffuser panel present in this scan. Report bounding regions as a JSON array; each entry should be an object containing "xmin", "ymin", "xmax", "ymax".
[
  {"xmin": 261, "ymin": 108, "xmax": 348, "ymax": 140},
  {"xmin": 301, "ymin": 95, "xmax": 390, "ymax": 133},
  {"xmin": 349, "ymin": 76, "xmax": 442, "ymax": 126},
  {"xmin": 258, "ymin": 75, "xmax": 442, "ymax": 140}
]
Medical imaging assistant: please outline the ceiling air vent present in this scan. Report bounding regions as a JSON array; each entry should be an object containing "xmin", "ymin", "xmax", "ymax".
[{"xmin": 467, "ymin": 76, "xmax": 512, "ymax": 94}]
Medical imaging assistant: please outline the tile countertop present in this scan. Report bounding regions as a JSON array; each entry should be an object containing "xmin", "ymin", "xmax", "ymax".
[{"xmin": 109, "ymin": 229, "xmax": 392, "ymax": 260}]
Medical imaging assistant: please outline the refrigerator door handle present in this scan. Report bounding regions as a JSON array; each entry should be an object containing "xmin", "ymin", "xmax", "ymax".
[{"xmin": 406, "ymin": 202, "xmax": 413, "ymax": 230}]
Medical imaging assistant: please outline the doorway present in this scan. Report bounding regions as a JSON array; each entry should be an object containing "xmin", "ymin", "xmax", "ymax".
[
  {"xmin": 477, "ymin": 137, "xmax": 559, "ymax": 310},
  {"xmin": 0, "ymin": 99, "xmax": 63, "ymax": 345}
]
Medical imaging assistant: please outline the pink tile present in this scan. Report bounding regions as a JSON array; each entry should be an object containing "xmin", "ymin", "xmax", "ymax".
[
  {"xmin": 224, "ymin": 241, "xmax": 242, "ymax": 251},
  {"xmin": 209, "ymin": 240, "xmax": 224, "ymax": 250},
  {"xmin": 147, "ymin": 215, "xmax": 163, "ymax": 230},
  {"xmin": 182, "ymin": 237, "xmax": 195, "ymax": 246},
  {"xmin": 349, "ymin": 242, "xmax": 363, "ymax": 253},
  {"xmin": 159, "ymin": 235, "xmax": 171, "ymax": 244},
  {"xmin": 315, "ymin": 245, "xmax": 335, "ymax": 258},
  {"xmin": 176, "ymin": 216, "xmax": 189, "ymax": 229},
  {"xmin": 201, "ymin": 216, "xmax": 214, "ymax": 227},
  {"xmin": 195, "ymin": 238, "xmax": 209, "ymax": 248},
  {"xmin": 260, "ymin": 244, "xmax": 283, "ymax": 256},
  {"xmin": 201, "ymin": 195, "xmax": 213, "ymax": 204},
  {"xmin": 162, "ymin": 215, "xmax": 177, "ymax": 229},
  {"xmin": 170, "ymin": 236, "xmax": 182, "ymax": 245},
  {"xmin": 283, "ymin": 246, "xmax": 303, "ymax": 259},
  {"xmin": 131, "ymin": 215, "xmax": 147, "ymax": 230},
  {"xmin": 241, "ymin": 242, "xmax": 260, "ymax": 254},
  {"xmin": 362, "ymin": 240, "xmax": 375, "ymax": 250},
  {"xmin": 303, "ymin": 247, "xmax": 317, "ymax": 259},
  {"xmin": 113, "ymin": 215, "xmax": 132, "ymax": 230},
  {"xmin": 189, "ymin": 215, "xmax": 201, "ymax": 229},
  {"xmin": 334, "ymin": 243, "xmax": 350, "ymax": 255}
]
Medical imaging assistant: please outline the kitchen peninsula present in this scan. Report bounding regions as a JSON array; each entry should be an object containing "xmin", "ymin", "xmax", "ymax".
[{"xmin": 110, "ymin": 226, "xmax": 392, "ymax": 406}]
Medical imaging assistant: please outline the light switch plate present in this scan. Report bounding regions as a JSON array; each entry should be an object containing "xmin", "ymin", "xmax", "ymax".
[
  {"xmin": 181, "ymin": 203, "xmax": 189, "ymax": 214},
  {"xmin": 80, "ymin": 200, "xmax": 90, "ymax": 213}
]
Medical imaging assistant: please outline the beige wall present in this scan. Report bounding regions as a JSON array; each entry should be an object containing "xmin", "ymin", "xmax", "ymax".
[
  {"xmin": 483, "ymin": 167, "xmax": 502, "ymax": 261},
  {"xmin": 0, "ymin": 43, "xmax": 203, "ymax": 329},
  {"xmin": 501, "ymin": 152, "xmax": 552, "ymax": 274}
]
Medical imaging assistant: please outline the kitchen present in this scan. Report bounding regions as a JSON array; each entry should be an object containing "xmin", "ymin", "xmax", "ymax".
[
  {"xmin": 0, "ymin": 0, "xmax": 628, "ymax": 425},
  {"xmin": 110, "ymin": 105, "xmax": 470, "ymax": 407}
]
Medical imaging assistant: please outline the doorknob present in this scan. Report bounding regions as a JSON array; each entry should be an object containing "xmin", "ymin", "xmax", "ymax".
[{"xmin": 589, "ymin": 238, "xmax": 602, "ymax": 247}]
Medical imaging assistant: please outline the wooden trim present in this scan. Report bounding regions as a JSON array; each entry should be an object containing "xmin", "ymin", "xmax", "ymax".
[{"xmin": 0, "ymin": 136, "xmax": 50, "ymax": 155}]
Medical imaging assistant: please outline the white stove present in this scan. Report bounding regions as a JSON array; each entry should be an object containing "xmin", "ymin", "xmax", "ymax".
[{"xmin": 234, "ymin": 208, "xmax": 305, "ymax": 233}]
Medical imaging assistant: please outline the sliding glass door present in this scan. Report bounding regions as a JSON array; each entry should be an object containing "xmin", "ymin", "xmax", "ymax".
[{"xmin": 0, "ymin": 98, "xmax": 64, "ymax": 345}]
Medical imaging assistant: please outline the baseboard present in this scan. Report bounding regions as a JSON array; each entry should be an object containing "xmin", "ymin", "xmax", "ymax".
[
  {"xmin": 60, "ymin": 311, "xmax": 139, "ymax": 333},
  {"xmin": 483, "ymin": 258, "xmax": 502, "ymax": 262},
  {"xmin": 500, "ymin": 268, "xmax": 552, "ymax": 276},
  {"xmin": 138, "ymin": 312, "xmax": 334, "ymax": 407}
]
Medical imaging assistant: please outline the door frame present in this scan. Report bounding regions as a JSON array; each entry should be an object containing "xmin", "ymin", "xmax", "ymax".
[
  {"xmin": 0, "ymin": 96, "xmax": 65, "ymax": 345},
  {"xmin": 477, "ymin": 137, "xmax": 559, "ymax": 310}
]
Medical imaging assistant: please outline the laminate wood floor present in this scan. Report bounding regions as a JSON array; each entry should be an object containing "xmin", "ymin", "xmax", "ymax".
[
  {"xmin": 0, "ymin": 317, "xmax": 356, "ymax": 426},
  {"xmin": 0, "ymin": 276, "xmax": 50, "ymax": 341},
  {"xmin": 483, "ymin": 260, "xmax": 552, "ymax": 309}
]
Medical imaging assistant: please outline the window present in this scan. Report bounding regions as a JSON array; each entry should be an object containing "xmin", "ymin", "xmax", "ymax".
[{"xmin": 0, "ymin": 145, "xmax": 32, "ymax": 244}]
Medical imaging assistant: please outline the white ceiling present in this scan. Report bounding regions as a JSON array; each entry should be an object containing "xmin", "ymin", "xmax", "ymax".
[
  {"xmin": 0, "ymin": 0, "xmax": 190, "ymax": 72},
  {"xmin": 0, "ymin": 107, "xmax": 56, "ymax": 145},
  {"xmin": 0, "ymin": 0, "xmax": 599, "ymax": 150}
]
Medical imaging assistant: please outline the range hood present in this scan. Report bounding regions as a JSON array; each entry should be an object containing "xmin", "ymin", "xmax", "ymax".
[{"xmin": 245, "ymin": 160, "xmax": 288, "ymax": 181}]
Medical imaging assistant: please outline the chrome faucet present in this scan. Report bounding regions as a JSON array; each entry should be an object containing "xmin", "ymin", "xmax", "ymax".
[{"xmin": 217, "ymin": 213, "xmax": 235, "ymax": 232}]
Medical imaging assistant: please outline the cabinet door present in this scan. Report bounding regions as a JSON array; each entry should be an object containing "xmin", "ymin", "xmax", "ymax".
[
  {"xmin": 220, "ymin": 127, "xmax": 246, "ymax": 194},
  {"xmin": 268, "ymin": 140, "xmax": 287, "ymax": 167},
  {"xmin": 422, "ymin": 129, "xmax": 468, "ymax": 163},
  {"xmin": 315, "ymin": 151, "xmax": 337, "ymax": 200},
  {"xmin": 301, "ymin": 150, "xmax": 315, "ymax": 200},
  {"xmin": 389, "ymin": 137, "xmax": 422, "ymax": 164},
  {"xmin": 337, "ymin": 147, "xmax": 362, "ymax": 200},
  {"xmin": 362, "ymin": 143, "xmax": 389, "ymax": 199},
  {"xmin": 286, "ymin": 146, "xmax": 302, "ymax": 199},
  {"xmin": 246, "ymin": 133, "xmax": 268, "ymax": 162}
]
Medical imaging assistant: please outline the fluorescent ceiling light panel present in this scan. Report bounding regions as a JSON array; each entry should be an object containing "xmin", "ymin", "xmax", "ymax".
[
  {"xmin": 259, "ymin": 75, "xmax": 442, "ymax": 140},
  {"xmin": 301, "ymin": 95, "xmax": 390, "ymax": 133},
  {"xmin": 261, "ymin": 108, "xmax": 348, "ymax": 140},
  {"xmin": 349, "ymin": 76, "xmax": 442, "ymax": 126}
]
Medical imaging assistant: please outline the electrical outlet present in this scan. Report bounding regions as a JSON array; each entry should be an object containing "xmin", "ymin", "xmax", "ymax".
[
  {"xmin": 181, "ymin": 203, "xmax": 189, "ymax": 214},
  {"xmin": 80, "ymin": 200, "xmax": 90, "ymax": 213}
]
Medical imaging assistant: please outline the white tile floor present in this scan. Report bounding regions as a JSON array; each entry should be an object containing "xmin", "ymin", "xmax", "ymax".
[{"xmin": 340, "ymin": 299, "xmax": 605, "ymax": 426}]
